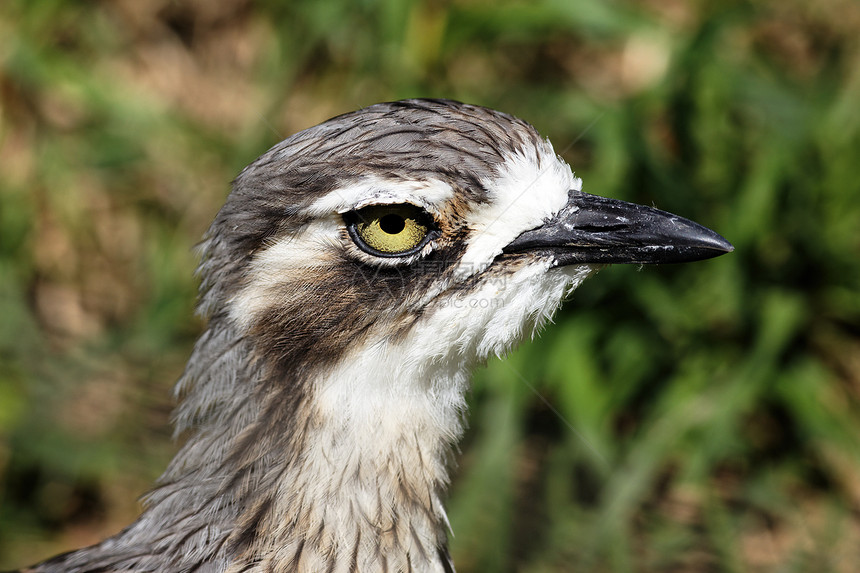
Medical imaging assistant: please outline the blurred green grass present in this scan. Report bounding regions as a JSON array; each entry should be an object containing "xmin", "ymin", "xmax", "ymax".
[{"xmin": 1, "ymin": 0, "xmax": 859, "ymax": 570}]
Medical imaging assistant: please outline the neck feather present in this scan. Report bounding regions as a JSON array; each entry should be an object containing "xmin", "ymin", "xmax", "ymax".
[
  {"xmin": 39, "ymin": 265, "xmax": 590, "ymax": 572},
  {"xmin": 45, "ymin": 318, "xmax": 461, "ymax": 572}
]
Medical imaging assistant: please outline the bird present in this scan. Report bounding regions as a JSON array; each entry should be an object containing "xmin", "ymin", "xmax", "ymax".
[{"xmin": 16, "ymin": 99, "xmax": 732, "ymax": 573}]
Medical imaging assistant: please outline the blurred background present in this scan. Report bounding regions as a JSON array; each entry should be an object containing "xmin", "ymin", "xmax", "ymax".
[{"xmin": 1, "ymin": 0, "xmax": 859, "ymax": 570}]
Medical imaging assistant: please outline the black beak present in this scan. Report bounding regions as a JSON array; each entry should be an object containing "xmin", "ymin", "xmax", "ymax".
[{"xmin": 503, "ymin": 191, "xmax": 733, "ymax": 265}]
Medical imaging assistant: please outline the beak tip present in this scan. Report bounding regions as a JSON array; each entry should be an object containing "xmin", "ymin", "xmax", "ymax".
[
  {"xmin": 701, "ymin": 231, "xmax": 734, "ymax": 257},
  {"xmin": 672, "ymin": 225, "xmax": 734, "ymax": 263}
]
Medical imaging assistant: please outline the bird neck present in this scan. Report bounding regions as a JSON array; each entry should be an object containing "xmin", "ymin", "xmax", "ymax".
[
  {"xmin": 248, "ymin": 360, "xmax": 466, "ymax": 571},
  {"xmin": 47, "ymin": 264, "xmax": 588, "ymax": 571},
  {"xmin": 113, "ymin": 319, "xmax": 465, "ymax": 571}
]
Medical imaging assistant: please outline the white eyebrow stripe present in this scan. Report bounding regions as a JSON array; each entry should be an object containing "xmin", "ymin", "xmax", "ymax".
[{"xmin": 303, "ymin": 176, "xmax": 455, "ymax": 216}]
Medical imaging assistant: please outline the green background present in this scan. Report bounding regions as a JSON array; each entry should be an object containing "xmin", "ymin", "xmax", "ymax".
[{"xmin": 1, "ymin": 0, "xmax": 859, "ymax": 570}]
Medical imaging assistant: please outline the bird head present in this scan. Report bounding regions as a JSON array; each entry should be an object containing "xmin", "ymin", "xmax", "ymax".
[{"xmin": 198, "ymin": 99, "xmax": 731, "ymax": 391}]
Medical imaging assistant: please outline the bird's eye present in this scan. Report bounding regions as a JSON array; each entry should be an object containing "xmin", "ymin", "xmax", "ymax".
[{"xmin": 345, "ymin": 204, "xmax": 436, "ymax": 257}]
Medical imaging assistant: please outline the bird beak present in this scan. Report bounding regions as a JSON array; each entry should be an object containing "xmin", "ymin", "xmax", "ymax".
[{"xmin": 503, "ymin": 191, "xmax": 733, "ymax": 265}]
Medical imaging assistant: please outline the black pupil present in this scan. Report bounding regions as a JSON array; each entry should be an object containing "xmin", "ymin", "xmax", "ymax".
[{"xmin": 379, "ymin": 214, "xmax": 406, "ymax": 234}]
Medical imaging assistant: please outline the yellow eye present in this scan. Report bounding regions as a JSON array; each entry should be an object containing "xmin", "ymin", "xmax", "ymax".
[{"xmin": 346, "ymin": 204, "xmax": 436, "ymax": 257}]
